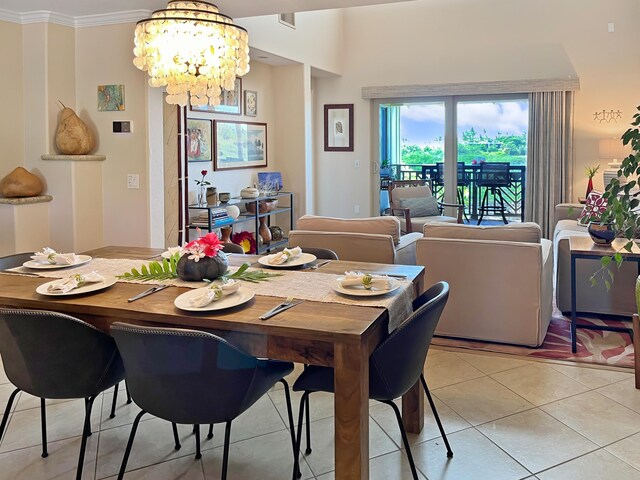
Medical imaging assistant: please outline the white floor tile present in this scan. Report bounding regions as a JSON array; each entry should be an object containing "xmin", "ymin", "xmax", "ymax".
[
  {"xmin": 315, "ymin": 449, "xmax": 428, "ymax": 480},
  {"xmin": 477, "ymin": 409, "xmax": 598, "ymax": 473},
  {"xmin": 537, "ymin": 449, "xmax": 640, "ymax": 480},
  {"xmin": 101, "ymin": 455, "xmax": 205, "ymax": 480},
  {"xmin": 605, "ymin": 431, "xmax": 640, "ymax": 471}
]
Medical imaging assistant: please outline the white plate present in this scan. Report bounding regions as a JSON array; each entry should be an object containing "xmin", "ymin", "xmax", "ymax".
[
  {"xmin": 23, "ymin": 255, "xmax": 92, "ymax": 270},
  {"xmin": 174, "ymin": 286, "xmax": 255, "ymax": 312},
  {"xmin": 36, "ymin": 275, "xmax": 117, "ymax": 296},
  {"xmin": 332, "ymin": 277, "xmax": 400, "ymax": 297},
  {"xmin": 258, "ymin": 253, "xmax": 317, "ymax": 268}
]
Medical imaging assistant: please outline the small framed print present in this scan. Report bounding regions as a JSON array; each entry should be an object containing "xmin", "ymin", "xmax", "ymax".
[
  {"xmin": 244, "ymin": 90, "xmax": 257, "ymax": 117},
  {"xmin": 324, "ymin": 104, "xmax": 354, "ymax": 152},
  {"xmin": 186, "ymin": 118, "xmax": 212, "ymax": 162},
  {"xmin": 97, "ymin": 84, "xmax": 125, "ymax": 111},
  {"xmin": 190, "ymin": 78, "xmax": 242, "ymax": 115}
]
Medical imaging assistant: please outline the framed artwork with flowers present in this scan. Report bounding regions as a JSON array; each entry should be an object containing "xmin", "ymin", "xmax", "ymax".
[{"xmin": 186, "ymin": 118, "xmax": 212, "ymax": 162}]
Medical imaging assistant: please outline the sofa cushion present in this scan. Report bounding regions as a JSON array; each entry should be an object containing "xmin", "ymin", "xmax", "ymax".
[
  {"xmin": 577, "ymin": 190, "xmax": 608, "ymax": 225},
  {"xmin": 296, "ymin": 215, "xmax": 401, "ymax": 244},
  {"xmin": 423, "ymin": 221, "xmax": 542, "ymax": 243},
  {"xmin": 398, "ymin": 197, "xmax": 440, "ymax": 217}
]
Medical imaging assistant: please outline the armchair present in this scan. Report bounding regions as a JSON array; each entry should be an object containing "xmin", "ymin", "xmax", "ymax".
[
  {"xmin": 389, "ymin": 180, "xmax": 464, "ymax": 234},
  {"xmin": 416, "ymin": 222, "xmax": 553, "ymax": 346}
]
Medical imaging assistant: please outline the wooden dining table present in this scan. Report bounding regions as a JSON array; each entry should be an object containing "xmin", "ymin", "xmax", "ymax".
[{"xmin": 0, "ymin": 246, "xmax": 426, "ymax": 480}]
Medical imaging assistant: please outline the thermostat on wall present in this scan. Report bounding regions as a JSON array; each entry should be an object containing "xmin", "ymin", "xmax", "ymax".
[{"xmin": 113, "ymin": 121, "xmax": 131, "ymax": 133}]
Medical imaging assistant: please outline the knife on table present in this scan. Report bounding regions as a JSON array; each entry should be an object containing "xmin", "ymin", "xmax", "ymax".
[
  {"xmin": 127, "ymin": 285, "xmax": 169, "ymax": 302},
  {"xmin": 259, "ymin": 300, "xmax": 305, "ymax": 320}
]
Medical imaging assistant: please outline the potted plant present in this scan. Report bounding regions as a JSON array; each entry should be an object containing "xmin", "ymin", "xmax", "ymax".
[
  {"xmin": 584, "ymin": 164, "xmax": 600, "ymax": 197},
  {"xmin": 380, "ymin": 159, "xmax": 392, "ymax": 177},
  {"xmin": 597, "ymin": 106, "xmax": 640, "ymax": 301}
]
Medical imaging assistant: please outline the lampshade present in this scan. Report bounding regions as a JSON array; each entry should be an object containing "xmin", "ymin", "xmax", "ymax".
[
  {"xmin": 133, "ymin": 1, "xmax": 250, "ymax": 107},
  {"xmin": 598, "ymin": 138, "xmax": 623, "ymax": 160}
]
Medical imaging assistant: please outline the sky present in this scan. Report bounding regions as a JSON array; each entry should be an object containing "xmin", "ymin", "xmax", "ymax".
[{"xmin": 399, "ymin": 100, "xmax": 529, "ymax": 147}]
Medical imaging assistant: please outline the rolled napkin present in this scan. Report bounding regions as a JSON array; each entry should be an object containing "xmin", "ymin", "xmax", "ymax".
[
  {"xmin": 340, "ymin": 271, "xmax": 394, "ymax": 291},
  {"xmin": 189, "ymin": 280, "xmax": 241, "ymax": 308},
  {"xmin": 47, "ymin": 272, "xmax": 105, "ymax": 293},
  {"xmin": 32, "ymin": 247, "xmax": 78, "ymax": 265},
  {"xmin": 268, "ymin": 246, "xmax": 303, "ymax": 265}
]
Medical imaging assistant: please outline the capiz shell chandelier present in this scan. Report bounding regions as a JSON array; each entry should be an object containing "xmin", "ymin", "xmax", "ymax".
[{"xmin": 133, "ymin": 1, "xmax": 250, "ymax": 107}]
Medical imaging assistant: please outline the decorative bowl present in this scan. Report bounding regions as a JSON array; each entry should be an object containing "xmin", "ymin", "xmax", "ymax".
[
  {"xmin": 588, "ymin": 222, "xmax": 616, "ymax": 245},
  {"xmin": 246, "ymin": 199, "xmax": 278, "ymax": 214}
]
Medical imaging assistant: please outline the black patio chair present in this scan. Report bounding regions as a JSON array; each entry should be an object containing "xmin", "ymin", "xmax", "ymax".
[
  {"xmin": 111, "ymin": 323, "xmax": 299, "ymax": 480},
  {"xmin": 221, "ymin": 242, "xmax": 245, "ymax": 254},
  {"xmin": 0, "ymin": 308, "xmax": 127, "ymax": 480},
  {"xmin": 292, "ymin": 282, "xmax": 453, "ymax": 479},
  {"xmin": 476, "ymin": 162, "xmax": 510, "ymax": 224}
]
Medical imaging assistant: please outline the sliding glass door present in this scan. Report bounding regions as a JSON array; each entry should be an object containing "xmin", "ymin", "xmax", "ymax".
[{"xmin": 381, "ymin": 95, "xmax": 528, "ymax": 222}]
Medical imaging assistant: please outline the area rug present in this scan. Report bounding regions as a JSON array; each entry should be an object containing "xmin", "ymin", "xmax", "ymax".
[{"xmin": 432, "ymin": 309, "xmax": 635, "ymax": 368}]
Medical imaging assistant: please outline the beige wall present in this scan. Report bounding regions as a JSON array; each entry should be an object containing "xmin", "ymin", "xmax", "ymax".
[
  {"xmin": 0, "ymin": 21, "xmax": 24, "ymax": 177},
  {"xmin": 312, "ymin": 0, "xmax": 640, "ymax": 216},
  {"xmin": 75, "ymin": 23, "xmax": 149, "ymax": 247}
]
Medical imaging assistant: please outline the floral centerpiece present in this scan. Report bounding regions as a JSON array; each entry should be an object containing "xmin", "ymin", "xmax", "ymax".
[
  {"xmin": 177, "ymin": 232, "xmax": 228, "ymax": 281},
  {"xmin": 195, "ymin": 169, "xmax": 211, "ymax": 206}
]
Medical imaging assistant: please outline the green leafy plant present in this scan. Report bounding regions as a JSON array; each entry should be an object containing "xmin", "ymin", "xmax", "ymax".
[{"xmin": 591, "ymin": 106, "xmax": 640, "ymax": 290}]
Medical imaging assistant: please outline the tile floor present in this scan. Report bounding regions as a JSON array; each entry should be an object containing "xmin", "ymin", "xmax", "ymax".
[{"xmin": 2, "ymin": 348, "xmax": 640, "ymax": 479}]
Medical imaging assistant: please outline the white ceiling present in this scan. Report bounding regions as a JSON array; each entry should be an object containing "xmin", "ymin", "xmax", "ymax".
[{"xmin": 0, "ymin": 0, "xmax": 415, "ymax": 19}]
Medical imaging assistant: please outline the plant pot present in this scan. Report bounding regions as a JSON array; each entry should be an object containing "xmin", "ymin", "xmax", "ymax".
[
  {"xmin": 587, "ymin": 222, "xmax": 616, "ymax": 245},
  {"xmin": 177, "ymin": 252, "xmax": 228, "ymax": 281}
]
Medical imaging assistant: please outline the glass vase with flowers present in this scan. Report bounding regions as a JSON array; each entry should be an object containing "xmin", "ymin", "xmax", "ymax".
[{"xmin": 195, "ymin": 169, "xmax": 211, "ymax": 206}]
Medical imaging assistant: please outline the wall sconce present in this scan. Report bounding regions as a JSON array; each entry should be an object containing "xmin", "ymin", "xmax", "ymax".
[{"xmin": 593, "ymin": 109, "xmax": 622, "ymax": 123}]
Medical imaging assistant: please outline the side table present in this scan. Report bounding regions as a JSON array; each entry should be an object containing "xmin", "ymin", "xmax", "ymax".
[{"xmin": 569, "ymin": 237, "xmax": 640, "ymax": 353}]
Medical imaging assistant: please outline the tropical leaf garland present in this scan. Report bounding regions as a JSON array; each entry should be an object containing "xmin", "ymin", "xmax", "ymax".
[{"xmin": 118, "ymin": 256, "xmax": 281, "ymax": 283}]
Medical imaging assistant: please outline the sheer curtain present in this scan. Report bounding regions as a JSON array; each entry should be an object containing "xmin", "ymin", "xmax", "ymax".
[{"xmin": 525, "ymin": 91, "xmax": 575, "ymax": 238}]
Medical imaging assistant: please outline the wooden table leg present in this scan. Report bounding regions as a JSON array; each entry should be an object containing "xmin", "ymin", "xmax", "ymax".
[
  {"xmin": 402, "ymin": 380, "xmax": 424, "ymax": 434},
  {"xmin": 334, "ymin": 342, "xmax": 369, "ymax": 480},
  {"xmin": 634, "ymin": 314, "xmax": 640, "ymax": 389}
]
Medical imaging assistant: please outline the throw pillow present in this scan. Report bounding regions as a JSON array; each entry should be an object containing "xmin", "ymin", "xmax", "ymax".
[
  {"xmin": 398, "ymin": 197, "xmax": 440, "ymax": 217},
  {"xmin": 577, "ymin": 190, "xmax": 608, "ymax": 226}
]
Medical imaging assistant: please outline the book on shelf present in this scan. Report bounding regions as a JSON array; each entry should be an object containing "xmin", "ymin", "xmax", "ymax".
[{"xmin": 190, "ymin": 216, "xmax": 234, "ymax": 228}]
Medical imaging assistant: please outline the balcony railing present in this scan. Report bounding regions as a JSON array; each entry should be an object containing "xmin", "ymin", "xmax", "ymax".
[{"xmin": 384, "ymin": 163, "xmax": 525, "ymax": 222}]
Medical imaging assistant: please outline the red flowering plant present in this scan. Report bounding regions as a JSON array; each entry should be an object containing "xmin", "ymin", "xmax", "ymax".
[
  {"xmin": 195, "ymin": 169, "xmax": 211, "ymax": 187},
  {"xmin": 184, "ymin": 232, "xmax": 223, "ymax": 262},
  {"xmin": 231, "ymin": 231, "xmax": 256, "ymax": 254}
]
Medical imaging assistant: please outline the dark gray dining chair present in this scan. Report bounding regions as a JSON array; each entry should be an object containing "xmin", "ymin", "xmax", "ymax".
[
  {"xmin": 221, "ymin": 242, "xmax": 245, "ymax": 254},
  {"xmin": 0, "ymin": 308, "xmax": 127, "ymax": 480},
  {"xmin": 0, "ymin": 252, "xmax": 131, "ymax": 420},
  {"xmin": 111, "ymin": 323, "xmax": 300, "ymax": 480},
  {"xmin": 300, "ymin": 247, "xmax": 339, "ymax": 260},
  {"xmin": 292, "ymin": 282, "xmax": 453, "ymax": 479},
  {"xmin": 0, "ymin": 252, "xmax": 33, "ymax": 269}
]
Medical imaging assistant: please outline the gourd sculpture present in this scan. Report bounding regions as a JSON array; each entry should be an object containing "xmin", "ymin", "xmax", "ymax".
[
  {"xmin": 55, "ymin": 101, "xmax": 95, "ymax": 155},
  {"xmin": 0, "ymin": 167, "xmax": 44, "ymax": 197}
]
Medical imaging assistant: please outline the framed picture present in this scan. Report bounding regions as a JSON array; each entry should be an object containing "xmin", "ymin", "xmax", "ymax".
[
  {"xmin": 186, "ymin": 118, "xmax": 212, "ymax": 162},
  {"xmin": 257, "ymin": 172, "xmax": 283, "ymax": 192},
  {"xmin": 244, "ymin": 90, "xmax": 257, "ymax": 116},
  {"xmin": 214, "ymin": 120, "xmax": 267, "ymax": 170},
  {"xmin": 324, "ymin": 104, "xmax": 354, "ymax": 152},
  {"xmin": 97, "ymin": 84, "xmax": 125, "ymax": 111},
  {"xmin": 190, "ymin": 78, "xmax": 242, "ymax": 115}
]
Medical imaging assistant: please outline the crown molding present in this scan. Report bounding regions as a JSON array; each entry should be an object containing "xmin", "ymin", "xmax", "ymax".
[{"xmin": 0, "ymin": 8, "xmax": 151, "ymax": 27}]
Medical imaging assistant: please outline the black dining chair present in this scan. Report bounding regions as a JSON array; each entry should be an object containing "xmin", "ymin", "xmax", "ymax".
[
  {"xmin": 476, "ymin": 162, "xmax": 510, "ymax": 225},
  {"xmin": 0, "ymin": 252, "xmax": 33, "ymax": 270},
  {"xmin": 0, "ymin": 308, "xmax": 127, "ymax": 480},
  {"xmin": 0, "ymin": 252, "xmax": 131, "ymax": 420},
  {"xmin": 300, "ymin": 247, "xmax": 339, "ymax": 260},
  {"xmin": 221, "ymin": 242, "xmax": 245, "ymax": 254},
  {"xmin": 292, "ymin": 282, "xmax": 453, "ymax": 479},
  {"xmin": 111, "ymin": 323, "xmax": 300, "ymax": 480}
]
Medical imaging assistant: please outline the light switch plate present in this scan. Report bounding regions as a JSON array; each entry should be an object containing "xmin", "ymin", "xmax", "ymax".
[
  {"xmin": 113, "ymin": 121, "xmax": 132, "ymax": 133},
  {"xmin": 127, "ymin": 174, "xmax": 140, "ymax": 189}
]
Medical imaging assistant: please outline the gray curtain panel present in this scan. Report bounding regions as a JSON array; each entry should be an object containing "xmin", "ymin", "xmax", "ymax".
[{"xmin": 525, "ymin": 91, "xmax": 574, "ymax": 238}]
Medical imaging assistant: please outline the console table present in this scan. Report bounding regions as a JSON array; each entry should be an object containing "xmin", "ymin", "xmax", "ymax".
[{"xmin": 569, "ymin": 237, "xmax": 640, "ymax": 353}]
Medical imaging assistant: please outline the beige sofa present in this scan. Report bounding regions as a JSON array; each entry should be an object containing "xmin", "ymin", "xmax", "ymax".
[
  {"xmin": 288, "ymin": 215, "xmax": 422, "ymax": 264},
  {"xmin": 416, "ymin": 222, "xmax": 553, "ymax": 347},
  {"xmin": 554, "ymin": 203, "xmax": 636, "ymax": 315}
]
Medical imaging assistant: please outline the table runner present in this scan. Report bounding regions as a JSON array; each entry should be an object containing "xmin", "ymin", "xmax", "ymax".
[{"xmin": 7, "ymin": 258, "xmax": 413, "ymax": 332}]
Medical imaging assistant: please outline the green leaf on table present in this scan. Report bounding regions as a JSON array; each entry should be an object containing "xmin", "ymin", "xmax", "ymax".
[
  {"xmin": 117, "ymin": 253, "xmax": 180, "ymax": 281},
  {"xmin": 224, "ymin": 263, "xmax": 282, "ymax": 283}
]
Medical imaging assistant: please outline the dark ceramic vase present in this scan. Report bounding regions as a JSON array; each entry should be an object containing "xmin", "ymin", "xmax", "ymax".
[
  {"xmin": 177, "ymin": 252, "xmax": 228, "ymax": 281},
  {"xmin": 587, "ymin": 222, "xmax": 616, "ymax": 246}
]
